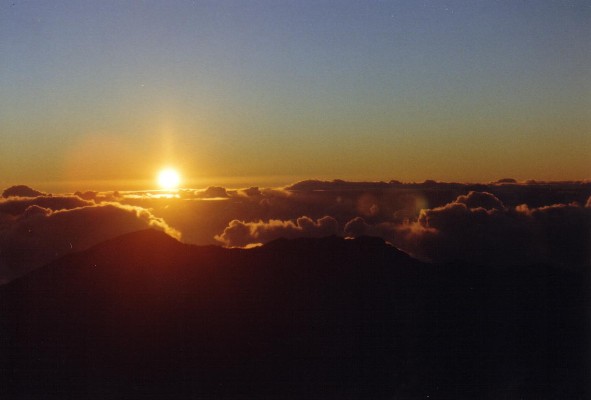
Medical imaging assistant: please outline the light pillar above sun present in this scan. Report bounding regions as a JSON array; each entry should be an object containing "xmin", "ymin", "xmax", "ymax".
[{"xmin": 157, "ymin": 168, "xmax": 181, "ymax": 190}]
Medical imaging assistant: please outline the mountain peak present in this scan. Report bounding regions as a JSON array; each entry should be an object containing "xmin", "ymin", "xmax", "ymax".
[
  {"xmin": 1, "ymin": 227, "xmax": 587, "ymax": 399},
  {"xmin": 96, "ymin": 228, "xmax": 180, "ymax": 247},
  {"xmin": 83, "ymin": 228, "xmax": 183, "ymax": 258}
]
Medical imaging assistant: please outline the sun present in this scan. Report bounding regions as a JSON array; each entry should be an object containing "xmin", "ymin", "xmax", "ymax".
[{"xmin": 157, "ymin": 168, "xmax": 181, "ymax": 190}]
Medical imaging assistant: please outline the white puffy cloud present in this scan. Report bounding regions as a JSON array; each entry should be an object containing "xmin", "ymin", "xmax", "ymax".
[{"xmin": 215, "ymin": 216, "xmax": 338, "ymax": 247}]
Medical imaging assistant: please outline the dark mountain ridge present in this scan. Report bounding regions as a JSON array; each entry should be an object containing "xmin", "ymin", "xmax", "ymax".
[{"xmin": 1, "ymin": 229, "xmax": 588, "ymax": 399}]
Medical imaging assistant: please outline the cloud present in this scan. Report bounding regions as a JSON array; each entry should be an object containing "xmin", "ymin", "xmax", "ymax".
[
  {"xmin": 215, "ymin": 216, "xmax": 338, "ymax": 247},
  {"xmin": 356, "ymin": 192, "xmax": 591, "ymax": 266},
  {"xmin": 0, "ymin": 196, "xmax": 93, "ymax": 216},
  {"xmin": 343, "ymin": 216, "xmax": 396, "ymax": 240},
  {"xmin": 74, "ymin": 190, "xmax": 99, "ymax": 201},
  {"xmin": 390, "ymin": 202, "xmax": 530, "ymax": 264},
  {"xmin": 238, "ymin": 187, "xmax": 262, "ymax": 197},
  {"xmin": 0, "ymin": 201, "xmax": 180, "ymax": 283},
  {"xmin": 196, "ymin": 186, "xmax": 229, "ymax": 198},
  {"xmin": 455, "ymin": 191, "xmax": 505, "ymax": 210},
  {"xmin": 115, "ymin": 182, "xmax": 591, "ymax": 265},
  {"xmin": 284, "ymin": 179, "xmax": 591, "ymax": 209},
  {"xmin": 495, "ymin": 178, "xmax": 518, "ymax": 184},
  {"xmin": 516, "ymin": 202, "xmax": 591, "ymax": 266},
  {"xmin": 343, "ymin": 216, "xmax": 372, "ymax": 237},
  {"xmin": 2, "ymin": 185, "xmax": 46, "ymax": 198},
  {"xmin": 3, "ymin": 182, "xmax": 588, "ymax": 282},
  {"xmin": 342, "ymin": 191, "xmax": 590, "ymax": 266}
]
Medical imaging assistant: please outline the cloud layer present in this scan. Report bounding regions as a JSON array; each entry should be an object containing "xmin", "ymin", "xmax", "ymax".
[
  {"xmin": 1, "ymin": 181, "xmax": 589, "ymax": 283},
  {"xmin": 353, "ymin": 192, "xmax": 591, "ymax": 266},
  {"xmin": 213, "ymin": 187, "xmax": 590, "ymax": 267},
  {"xmin": 0, "ymin": 188, "xmax": 179, "ymax": 283},
  {"xmin": 215, "ymin": 216, "xmax": 338, "ymax": 247}
]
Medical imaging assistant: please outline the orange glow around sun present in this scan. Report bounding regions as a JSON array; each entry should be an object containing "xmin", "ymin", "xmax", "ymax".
[{"xmin": 157, "ymin": 168, "xmax": 181, "ymax": 190}]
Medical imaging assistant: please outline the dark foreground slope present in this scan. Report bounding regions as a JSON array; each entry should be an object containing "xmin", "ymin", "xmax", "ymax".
[{"xmin": 0, "ymin": 230, "xmax": 588, "ymax": 399}]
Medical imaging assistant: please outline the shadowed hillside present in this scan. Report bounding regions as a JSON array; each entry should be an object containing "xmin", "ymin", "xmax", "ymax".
[{"xmin": 1, "ymin": 229, "xmax": 589, "ymax": 399}]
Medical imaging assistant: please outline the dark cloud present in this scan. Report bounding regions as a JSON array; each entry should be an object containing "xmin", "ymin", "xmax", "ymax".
[
  {"xmin": 2, "ymin": 181, "xmax": 588, "ymax": 283},
  {"xmin": 197, "ymin": 186, "xmax": 229, "ymax": 198},
  {"xmin": 287, "ymin": 179, "xmax": 391, "ymax": 191},
  {"xmin": 391, "ymin": 203, "xmax": 529, "ymax": 264},
  {"xmin": 455, "ymin": 191, "xmax": 505, "ymax": 210},
  {"xmin": 495, "ymin": 178, "xmax": 518, "ymax": 184},
  {"xmin": 517, "ymin": 202, "xmax": 591, "ymax": 266},
  {"xmin": 74, "ymin": 190, "xmax": 99, "ymax": 201},
  {"xmin": 0, "ymin": 202, "xmax": 179, "ymax": 283},
  {"xmin": 382, "ymin": 194, "xmax": 591, "ymax": 266},
  {"xmin": 343, "ymin": 216, "xmax": 371, "ymax": 237},
  {"xmin": 240, "ymin": 187, "xmax": 262, "ymax": 197},
  {"xmin": 215, "ymin": 216, "xmax": 338, "ymax": 247},
  {"xmin": 0, "ymin": 196, "xmax": 93, "ymax": 216},
  {"xmin": 2, "ymin": 185, "xmax": 46, "ymax": 198},
  {"xmin": 343, "ymin": 216, "xmax": 395, "ymax": 240},
  {"xmin": 342, "ymin": 191, "xmax": 590, "ymax": 266},
  {"xmin": 285, "ymin": 179, "xmax": 591, "ymax": 209},
  {"xmin": 113, "ymin": 182, "xmax": 590, "ymax": 267}
]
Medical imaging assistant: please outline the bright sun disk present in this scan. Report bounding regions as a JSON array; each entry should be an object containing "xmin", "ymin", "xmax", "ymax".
[{"xmin": 157, "ymin": 168, "xmax": 181, "ymax": 190}]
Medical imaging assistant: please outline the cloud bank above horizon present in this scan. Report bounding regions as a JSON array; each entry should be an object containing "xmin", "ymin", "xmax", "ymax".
[{"xmin": 1, "ymin": 179, "xmax": 589, "ymax": 283}]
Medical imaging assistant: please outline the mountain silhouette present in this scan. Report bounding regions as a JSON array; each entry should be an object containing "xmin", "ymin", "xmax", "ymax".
[{"xmin": 1, "ymin": 229, "xmax": 588, "ymax": 399}]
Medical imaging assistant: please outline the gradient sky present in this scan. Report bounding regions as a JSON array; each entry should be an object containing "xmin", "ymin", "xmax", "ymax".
[{"xmin": 1, "ymin": 0, "xmax": 589, "ymax": 191}]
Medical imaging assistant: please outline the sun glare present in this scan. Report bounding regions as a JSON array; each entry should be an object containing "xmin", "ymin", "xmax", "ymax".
[{"xmin": 157, "ymin": 168, "xmax": 181, "ymax": 190}]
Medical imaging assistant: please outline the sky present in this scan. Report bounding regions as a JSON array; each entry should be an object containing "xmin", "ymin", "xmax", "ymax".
[{"xmin": 1, "ymin": 0, "xmax": 590, "ymax": 191}]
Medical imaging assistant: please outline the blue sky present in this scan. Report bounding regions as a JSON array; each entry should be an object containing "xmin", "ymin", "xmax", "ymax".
[{"xmin": 1, "ymin": 0, "xmax": 589, "ymax": 190}]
